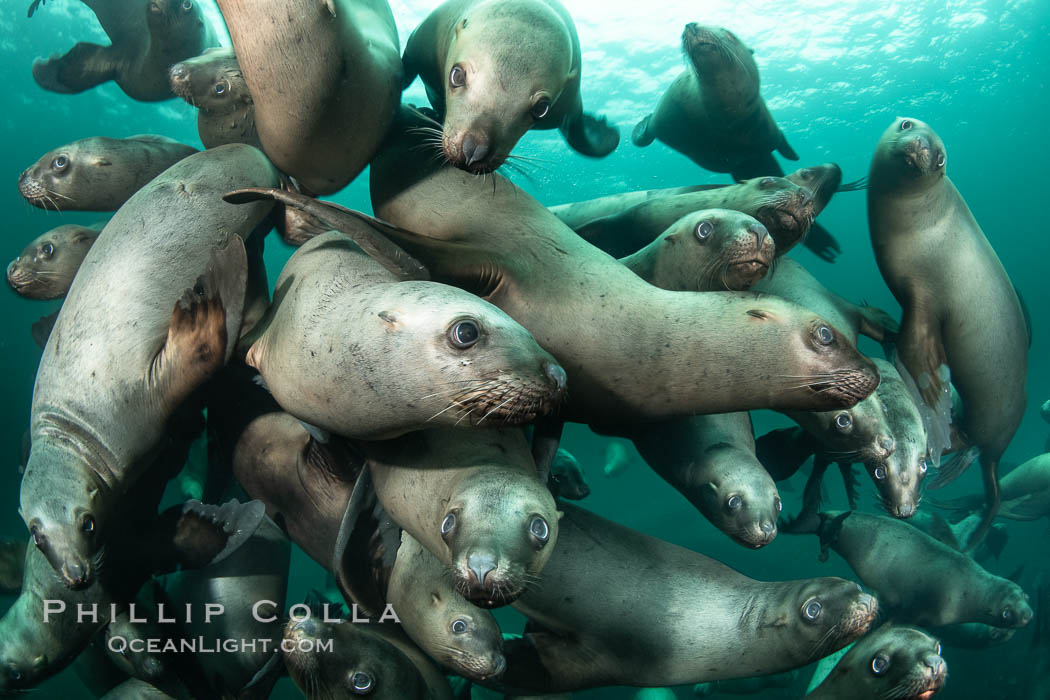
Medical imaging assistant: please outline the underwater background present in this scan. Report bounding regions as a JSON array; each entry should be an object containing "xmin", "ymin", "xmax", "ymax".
[{"xmin": 1, "ymin": 0, "xmax": 1048, "ymax": 697}]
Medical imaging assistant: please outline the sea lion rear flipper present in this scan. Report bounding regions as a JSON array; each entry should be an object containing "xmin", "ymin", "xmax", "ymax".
[
  {"xmin": 802, "ymin": 222, "xmax": 841, "ymax": 263},
  {"xmin": 755, "ymin": 427, "xmax": 819, "ymax": 480},
  {"xmin": 929, "ymin": 446, "xmax": 980, "ymax": 490},
  {"xmin": 145, "ymin": 499, "xmax": 267, "ymax": 574},
  {"xmin": 33, "ymin": 42, "xmax": 118, "ymax": 94},
  {"xmin": 223, "ymin": 187, "xmax": 430, "ymax": 281},
  {"xmin": 31, "ymin": 309, "xmax": 60, "ymax": 349},
  {"xmin": 26, "ymin": 0, "xmax": 45, "ymax": 17},
  {"xmin": 631, "ymin": 114, "xmax": 655, "ymax": 147},
  {"xmin": 562, "ymin": 111, "xmax": 620, "ymax": 158},
  {"xmin": 273, "ymin": 175, "xmax": 330, "ymax": 246},
  {"xmin": 776, "ymin": 131, "xmax": 799, "ymax": 160},
  {"xmin": 530, "ymin": 418, "xmax": 565, "ymax": 484}
]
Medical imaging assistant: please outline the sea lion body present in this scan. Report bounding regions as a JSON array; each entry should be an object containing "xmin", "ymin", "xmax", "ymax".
[
  {"xmin": 169, "ymin": 47, "xmax": 260, "ymax": 149},
  {"xmin": 18, "ymin": 135, "xmax": 198, "ymax": 211},
  {"xmin": 868, "ymin": 117, "xmax": 1027, "ymax": 543},
  {"xmin": 805, "ymin": 625, "xmax": 946, "ymax": 700},
  {"xmin": 403, "ymin": 0, "xmax": 618, "ymax": 173},
  {"xmin": 31, "ymin": 0, "xmax": 217, "ymax": 101},
  {"xmin": 6, "ymin": 223, "xmax": 101, "ymax": 299},
  {"xmin": 632, "ymin": 24, "xmax": 797, "ymax": 181},
  {"xmin": 497, "ymin": 503, "xmax": 877, "ymax": 692},
  {"xmin": 217, "ymin": 0, "xmax": 402, "ymax": 194},
  {"xmin": 547, "ymin": 448, "xmax": 589, "ymax": 500},
  {"xmin": 368, "ymin": 110, "xmax": 879, "ymax": 427},
  {"xmin": 21, "ymin": 144, "xmax": 278, "ymax": 588},
  {"xmin": 245, "ymin": 231, "xmax": 565, "ymax": 439}
]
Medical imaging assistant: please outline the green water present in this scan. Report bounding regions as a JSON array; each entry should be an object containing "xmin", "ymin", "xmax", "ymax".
[{"xmin": 2, "ymin": 0, "xmax": 1048, "ymax": 698}]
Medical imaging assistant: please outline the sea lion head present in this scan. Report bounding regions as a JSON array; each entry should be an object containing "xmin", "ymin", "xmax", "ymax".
[
  {"xmin": 864, "ymin": 361, "xmax": 928, "ymax": 518},
  {"xmin": 147, "ymin": 0, "xmax": 205, "ymax": 34},
  {"xmin": 418, "ymin": 591, "xmax": 506, "ymax": 680},
  {"xmin": 698, "ymin": 456, "xmax": 781, "ymax": 548},
  {"xmin": 785, "ymin": 163, "xmax": 842, "ymax": 217},
  {"xmin": 783, "ymin": 579, "xmax": 878, "ymax": 661},
  {"xmin": 17, "ymin": 142, "xmax": 88, "ymax": 211},
  {"xmin": 169, "ymin": 47, "xmax": 251, "ymax": 116},
  {"xmin": 824, "ymin": 625, "xmax": 947, "ymax": 700},
  {"xmin": 439, "ymin": 469, "xmax": 560, "ymax": 608},
  {"xmin": 873, "ymin": 117, "xmax": 947, "ymax": 189},
  {"xmin": 283, "ymin": 615, "xmax": 429, "ymax": 699},
  {"xmin": 439, "ymin": 0, "xmax": 575, "ymax": 173},
  {"xmin": 0, "ymin": 625, "xmax": 52, "ymax": 693},
  {"xmin": 650, "ymin": 209, "xmax": 774, "ymax": 291},
  {"xmin": 6, "ymin": 225, "xmax": 97, "ymax": 300},
  {"xmin": 796, "ymin": 391, "xmax": 897, "ymax": 473},
  {"xmin": 681, "ymin": 24, "xmax": 759, "ymax": 92},
  {"xmin": 733, "ymin": 177, "xmax": 814, "ymax": 255},
  {"xmin": 984, "ymin": 580, "xmax": 1033, "ymax": 629}
]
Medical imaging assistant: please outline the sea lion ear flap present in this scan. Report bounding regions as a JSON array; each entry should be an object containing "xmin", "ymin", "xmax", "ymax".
[
  {"xmin": 146, "ymin": 498, "xmax": 267, "ymax": 574},
  {"xmin": 746, "ymin": 309, "xmax": 773, "ymax": 321}
]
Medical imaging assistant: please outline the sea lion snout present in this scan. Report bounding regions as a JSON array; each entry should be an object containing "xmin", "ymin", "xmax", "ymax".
[
  {"xmin": 545, "ymin": 361, "xmax": 568, "ymax": 398},
  {"xmin": 60, "ymin": 560, "xmax": 90, "ymax": 590},
  {"xmin": 467, "ymin": 552, "xmax": 497, "ymax": 587}
]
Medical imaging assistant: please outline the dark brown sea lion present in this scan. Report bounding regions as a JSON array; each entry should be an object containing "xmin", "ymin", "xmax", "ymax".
[
  {"xmin": 18, "ymin": 135, "xmax": 198, "ymax": 211},
  {"xmin": 20, "ymin": 144, "xmax": 278, "ymax": 589},
  {"xmin": 216, "ymin": 0, "xmax": 402, "ymax": 194},
  {"xmin": 169, "ymin": 47, "xmax": 260, "ymax": 149},
  {"xmin": 30, "ymin": 0, "xmax": 218, "ymax": 101},
  {"xmin": 402, "ymin": 0, "xmax": 618, "ymax": 173},
  {"xmin": 785, "ymin": 509, "xmax": 1032, "ymax": 629},
  {"xmin": 6, "ymin": 223, "xmax": 101, "ymax": 299},
  {"xmin": 494, "ymin": 503, "xmax": 876, "ymax": 693},
  {"xmin": 632, "ymin": 23, "xmax": 797, "ymax": 181},
  {"xmin": 805, "ymin": 625, "xmax": 946, "ymax": 700},
  {"xmin": 868, "ymin": 117, "xmax": 1027, "ymax": 548}
]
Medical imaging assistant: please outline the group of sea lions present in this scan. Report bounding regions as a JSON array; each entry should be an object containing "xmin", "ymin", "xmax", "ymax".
[{"xmin": 3, "ymin": 0, "xmax": 1044, "ymax": 698}]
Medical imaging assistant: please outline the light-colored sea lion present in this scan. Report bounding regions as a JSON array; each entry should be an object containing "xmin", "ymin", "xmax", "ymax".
[
  {"xmin": 402, "ymin": 0, "xmax": 618, "ymax": 173},
  {"xmin": 495, "ymin": 502, "xmax": 876, "ymax": 693},
  {"xmin": 18, "ymin": 135, "xmax": 198, "ymax": 211},
  {"xmin": 601, "ymin": 441, "xmax": 630, "ymax": 478},
  {"xmin": 387, "ymin": 531, "xmax": 506, "ymax": 681},
  {"xmin": 632, "ymin": 24, "xmax": 797, "ymax": 182},
  {"xmin": 30, "ymin": 0, "xmax": 217, "ymax": 100},
  {"xmin": 619, "ymin": 209, "xmax": 773, "ymax": 291},
  {"xmin": 785, "ymin": 509, "xmax": 1032, "ymax": 629},
  {"xmin": 931, "ymin": 453, "xmax": 1050, "ymax": 522},
  {"xmin": 0, "ymin": 538, "xmax": 27, "ymax": 595},
  {"xmin": 362, "ymin": 427, "xmax": 560, "ymax": 608},
  {"xmin": 244, "ymin": 231, "xmax": 566, "ymax": 439},
  {"xmin": 868, "ymin": 117, "xmax": 1028, "ymax": 547},
  {"xmin": 20, "ymin": 144, "xmax": 278, "ymax": 588},
  {"xmin": 169, "ymin": 46, "xmax": 260, "ymax": 149},
  {"xmin": 805, "ymin": 625, "xmax": 946, "ymax": 699},
  {"xmin": 6, "ymin": 223, "xmax": 102, "ymax": 299},
  {"xmin": 216, "ymin": 0, "xmax": 402, "ymax": 194}
]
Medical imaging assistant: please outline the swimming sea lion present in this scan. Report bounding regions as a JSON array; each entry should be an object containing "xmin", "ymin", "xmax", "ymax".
[
  {"xmin": 362, "ymin": 427, "xmax": 560, "ymax": 608},
  {"xmin": 868, "ymin": 117, "xmax": 1028, "ymax": 547},
  {"xmin": 805, "ymin": 625, "xmax": 946, "ymax": 699},
  {"xmin": 495, "ymin": 502, "xmax": 876, "ymax": 693},
  {"xmin": 169, "ymin": 47, "xmax": 260, "ymax": 149},
  {"xmin": 18, "ymin": 135, "xmax": 198, "ymax": 211},
  {"xmin": 930, "ymin": 453, "xmax": 1050, "ymax": 522},
  {"xmin": 21, "ymin": 144, "xmax": 278, "ymax": 588},
  {"xmin": 387, "ymin": 530, "xmax": 506, "ymax": 681},
  {"xmin": 784, "ymin": 509, "xmax": 1032, "ymax": 629},
  {"xmin": 244, "ymin": 231, "xmax": 566, "ymax": 439},
  {"xmin": 6, "ymin": 223, "xmax": 102, "ymax": 299},
  {"xmin": 0, "ymin": 538, "xmax": 27, "ymax": 595},
  {"xmin": 31, "ymin": 0, "xmax": 217, "ymax": 100},
  {"xmin": 632, "ymin": 24, "xmax": 797, "ymax": 181},
  {"xmin": 216, "ymin": 0, "xmax": 402, "ymax": 194},
  {"xmin": 547, "ymin": 448, "xmax": 589, "ymax": 500},
  {"xmin": 402, "ymin": 0, "xmax": 619, "ymax": 173}
]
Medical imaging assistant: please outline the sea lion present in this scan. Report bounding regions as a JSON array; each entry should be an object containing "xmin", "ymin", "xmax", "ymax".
[
  {"xmin": 169, "ymin": 47, "xmax": 260, "ymax": 149},
  {"xmin": 930, "ymin": 453, "xmax": 1050, "ymax": 522},
  {"xmin": 216, "ymin": 0, "xmax": 402, "ymax": 194},
  {"xmin": 21, "ymin": 144, "xmax": 278, "ymax": 588},
  {"xmin": 602, "ymin": 441, "xmax": 630, "ymax": 478},
  {"xmin": 547, "ymin": 448, "xmax": 589, "ymax": 500},
  {"xmin": 630, "ymin": 413, "xmax": 781, "ymax": 548},
  {"xmin": 18, "ymin": 135, "xmax": 198, "ymax": 211},
  {"xmin": 632, "ymin": 24, "xmax": 797, "ymax": 181},
  {"xmin": 402, "ymin": 0, "xmax": 619, "ymax": 173},
  {"xmin": 905, "ymin": 511, "xmax": 1009, "ymax": 567},
  {"xmin": 495, "ymin": 502, "xmax": 877, "ymax": 693},
  {"xmin": 868, "ymin": 117, "xmax": 1028, "ymax": 547},
  {"xmin": 30, "ymin": 0, "xmax": 217, "ymax": 100},
  {"xmin": 805, "ymin": 625, "xmax": 946, "ymax": 699},
  {"xmin": 387, "ymin": 530, "xmax": 506, "ymax": 681},
  {"xmin": 619, "ymin": 209, "xmax": 774, "ymax": 291},
  {"xmin": 6, "ymin": 223, "xmax": 101, "ymax": 299},
  {"xmin": 784, "ymin": 509, "xmax": 1032, "ymax": 629},
  {"xmin": 243, "ymin": 231, "xmax": 566, "ymax": 439},
  {"xmin": 283, "ymin": 613, "xmax": 455, "ymax": 700},
  {"xmin": 0, "ymin": 538, "xmax": 27, "ymax": 595},
  {"xmin": 362, "ymin": 427, "xmax": 560, "ymax": 608}
]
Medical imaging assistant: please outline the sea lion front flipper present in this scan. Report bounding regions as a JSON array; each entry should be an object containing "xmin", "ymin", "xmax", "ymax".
[
  {"xmin": 755, "ymin": 426, "xmax": 819, "ymax": 481},
  {"xmin": 334, "ymin": 464, "xmax": 388, "ymax": 619},
  {"xmin": 802, "ymin": 222, "xmax": 841, "ymax": 263},
  {"xmin": 856, "ymin": 304, "xmax": 900, "ymax": 343},
  {"xmin": 26, "ymin": 0, "xmax": 45, "ymax": 17},
  {"xmin": 32, "ymin": 42, "xmax": 118, "ymax": 94},
  {"xmin": 562, "ymin": 111, "xmax": 620, "ymax": 158},
  {"xmin": 729, "ymin": 152, "xmax": 785, "ymax": 182},
  {"xmin": 922, "ymin": 512, "xmax": 962, "ymax": 551},
  {"xmin": 144, "ymin": 499, "xmax": 267, "ymax": 574},
  {"xmin": 530, "ymin": 418, "xmax": 565, "ymax": 484},
  {"xmin": 631, "ymin": 114, "xmax": 655, "ymax": 147},
  {"xmin": 31, "ymin": 309, "xmax": 60, "ymax": 349},
  {"xmin": 500, "ymin": 630, "xmax": 608, "ymax": 692},
  {"xmin": 776, "ymin": 131, "xmax": 799, "ymax": 160},
  {"xmin": 837, "ymin": 463, "xmax": 859, "ymax": 510},
  {"xmin": 929, "ymin": 446, "xmax": 980, "ymax": 490}
]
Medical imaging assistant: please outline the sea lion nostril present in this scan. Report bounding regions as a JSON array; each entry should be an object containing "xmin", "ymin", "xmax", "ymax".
[
  {"xmin": 467, "ymin": 553, "xmax": 497, "ymax": 586},
  {"xmin": 878, "ymin": 435, "xmax": 895, "ymax": 453},
  {"xmin": 545, "ymin": 362, "xmax": 567, "ymax": 394},
  {"xmin": 462, "ymin": 135, "xmax": 489, "ymax": 166}
]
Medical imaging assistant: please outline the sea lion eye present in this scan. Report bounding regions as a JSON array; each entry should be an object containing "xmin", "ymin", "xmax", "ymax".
[
  {"xmin": 529, "ymin": 516, "xmax": 550, "ymax": 542},
  {"xmin": 448, "ymin": 320, "xmax": 480, "ymax": 349},
  {"xmin": 451, "ymin": 619, "xmax": 468, "ymax": 634},
  {"xmin": 919, "ymin": 459, "xmax": 928, "ymax": 474},
  {"xmin": 871, "ymin": 654, "xmax": 890, "ymax": 675},
  {"xmin": 934, "ymin": 643, "xmax": 941, "ymax": 656},
  {"xmin": 530, "ymin": 98, "xmax": 551, "ymax": 120},
  {"xmin": 874, "ymin": 466, "xmax": 887, "ymax": 481},
  {"xmin": 727, "ymin": 495, "xmax": 742, "ymax": 510},
  {"xmin": 441, "ymin": 513, "xmax": 456, "ymax": 536},
  {"xmin": 900, "ymin": 119, "xmax": 912, "ymax": 130},
  {"xmin": 350, "ymin": 671, "xmax": 373, "ymax": 694},
  {"xmin": 30, "ymin": 527, "xmax": 43, "ymax": 547},
  {"xmin": 1002, "ymin": 607, "xmax": 1014, "ymax": 622},
  {"xmin": 802, "ymin": 599, "xmax": 822, "ymax": 621},
  {"xmin": 815, "ymin": 325, "xmax": 834, "ymax": 345},
  {"xmin": 799, "ymin": 168, "xmax": 814, "ymax": 181},
  {"xmin": 695, "ymin": 220, "xmax": 713, "ymax": 240},
  {"xmin": 834, "ymin": 413, "xmax": 852, "ymax": 431},
  {"xmin": 774, "ymin": 496, "xmax": 782, "ymax": 512},
  {"xmin": 82, "ymin": 515, "xmax": 95, "ymax": 534},
  {"xmin": 936, "ymin": 153, "xmax": 946, "ymax": 168},
  {"xmin": 214, "ymin": 81, "xmax": 227, "ymax": 95},
  {"xmin": 6, "ymin": 665, "xmax": 21, "ymax": 682},
  {"xmin": 51, "ymin": 155, "xmax": 68, "ymax": 170},
  {"xmin": 449, "ymin": 65, "xmax": 466, "ymax": 88},
  {"xmin": 41, "ymin": 243, "xmax": 55, "ymax": 258},
  {"xmin": 182, "ymin": 0, "xmax": 193, "ymax": 10},
  {"xmin": 760, "ymin": 177, "xmax": 777, "ymax": 188}
]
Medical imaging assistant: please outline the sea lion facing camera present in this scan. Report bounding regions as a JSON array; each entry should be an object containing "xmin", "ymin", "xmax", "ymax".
[
  {"xmin": 169, "ymin": 47, "xmax": 261, "ymax": 149},
  {"xmin": 7, "ymin": 223, "xmax": 102, "ymax": 299},
  {"xmin": 402, "ymin": 0, "xmax": 619, "ymax": 173}
]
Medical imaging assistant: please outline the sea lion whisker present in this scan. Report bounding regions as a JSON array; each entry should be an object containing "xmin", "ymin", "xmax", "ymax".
[
  {"xmin": 426, "ymin": 400, "xmax": 471, "ymax": 423},
  {"xmin": 43, "ymin": 188, "xmax": 74, "ymax": 202},
  {"xmin": 453, "ymin": 405, "xmax": 480, "ymax": 427}
]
